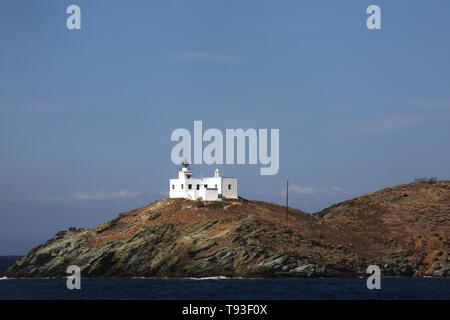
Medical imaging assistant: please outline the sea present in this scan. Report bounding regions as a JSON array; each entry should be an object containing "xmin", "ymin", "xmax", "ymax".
[{"xmin": 1, "ymin": 256, "xmax": 449, "ymax": 300}]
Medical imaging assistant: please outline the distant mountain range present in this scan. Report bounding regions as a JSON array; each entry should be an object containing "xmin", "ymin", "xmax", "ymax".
[{"xmin": 2, "ymin": 180, "xmax": 449, "ymax": 278}]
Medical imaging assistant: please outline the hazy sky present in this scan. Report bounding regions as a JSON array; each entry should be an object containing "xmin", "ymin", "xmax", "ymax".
[{"xmin": 1, "ymin": 0, "xmax": 450, "ymax": 254}]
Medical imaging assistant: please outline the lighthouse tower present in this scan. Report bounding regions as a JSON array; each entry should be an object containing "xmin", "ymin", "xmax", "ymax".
[{"xmin": 179, "ymin": 160, "xmax": 193, "ymax": 179}]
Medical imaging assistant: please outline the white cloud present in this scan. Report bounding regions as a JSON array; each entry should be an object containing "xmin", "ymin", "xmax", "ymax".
[
  {"xmin": 289, "ymin": 185, "xmax": 317, "ymax": 195},
  {"xmin": 171, "ymin": 51, "xmax": 241, "ymax": 63},
  {"xmin": 409, "ymin": 99, "xmax": 450, "ymax": 109},
  {"xmin": 350, "ymin": 116, "xmax": 426, "ymax": 134},
  {"xmin": 23, "ymin": 190, "xmax": 142, "ymax": 204},
  {"xmin": 338, "ymin": 114, "xmax": 450, "ymax": 135},
  {"xmin": 250, "ymin": 185, "xmax": 355, "ymax": 213},
  {"xmin": 0, "ymin": 99, "xmax": 120, "ymax": 113},
  {"xmin": 159, "ymin": 190, "xmax": 169, "ymax": 197},
  {"xmin": 287, "ymin": 185, "xmax": 351, "ymax": 196}
]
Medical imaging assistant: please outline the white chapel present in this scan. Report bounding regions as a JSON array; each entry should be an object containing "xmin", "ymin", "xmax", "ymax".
[{"xmin": 169, "ymin": 161, "xmax": 238, "ymax": 201}]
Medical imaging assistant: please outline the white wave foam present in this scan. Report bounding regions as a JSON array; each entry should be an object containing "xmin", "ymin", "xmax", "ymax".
[
  {"xmin": 188, "ymin": 276, "xmax": 232, "ymax": 280},
  {"xmin": 0, "ymin": 276, "xmax": 9, "ymax": 280}
]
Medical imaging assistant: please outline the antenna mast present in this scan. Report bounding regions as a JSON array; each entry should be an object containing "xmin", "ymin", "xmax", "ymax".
[{"xmin": 286, "ymin": 180, "xmax": 289, "ymax": 223}]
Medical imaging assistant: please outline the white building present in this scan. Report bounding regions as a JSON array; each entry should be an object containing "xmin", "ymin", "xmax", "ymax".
[{"xmin": 169, "ymin": 161, "xmax": 238, "ymax": 201}]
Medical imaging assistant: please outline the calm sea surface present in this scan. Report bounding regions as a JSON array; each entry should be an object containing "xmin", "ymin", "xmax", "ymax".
[{"xmin": 1, "ymin": 256, "xmax": 449, "ymax": 300}]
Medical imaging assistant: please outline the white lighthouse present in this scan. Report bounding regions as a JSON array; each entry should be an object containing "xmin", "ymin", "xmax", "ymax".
[{"xmin": 169, "ymin": 161, "xmax": 238, "ymax": 201}]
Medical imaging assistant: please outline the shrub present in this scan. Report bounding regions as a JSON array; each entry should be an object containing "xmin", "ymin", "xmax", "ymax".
[
  {"xmin": 195, "ymin": 198, "xmax": 204, "ymax": 208},
  {"xmin": 414, "ymin": 177, "xmax": 437, "ymax": 184},
  {"xmin": 208, "ymin": 201, "xmax": 224, "ymax": 209}
]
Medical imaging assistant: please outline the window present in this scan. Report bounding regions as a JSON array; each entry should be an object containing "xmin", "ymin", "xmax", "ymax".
[
  {"xmin": 196, "ymin": 184, "xmax": 200, "ymax": 190},
  {"xmin": 228, "ymin": 184, "xmax": 232, "ymax": 190},
  {"xmin": 204, "ymin": 184, "xmax": 208, "ymax": 189},
  {"xmin": 181, "ymin": 184, "xmax": 184, "ymax": 189},
  {"xmin": 215, "ymin": 184, "xmax": 217, "ymax": 188},
  {"xmin": 172, "ymin": 185, "xmax": 174, "ymax": 190},
  {"xmin": 188, "ymin": 184, "xmax": 192, "ymax": 190}
]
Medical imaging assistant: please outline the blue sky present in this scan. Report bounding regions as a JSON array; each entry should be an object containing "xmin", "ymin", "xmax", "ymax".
[{"xmin": 1, "ymin": 0, "xmax": 449, "ymax": 254}]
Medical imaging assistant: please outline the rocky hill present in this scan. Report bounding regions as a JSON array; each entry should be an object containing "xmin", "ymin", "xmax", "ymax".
[{"xmin": 2, "ymin": 181, "xmax": 449, "ymax": 278}]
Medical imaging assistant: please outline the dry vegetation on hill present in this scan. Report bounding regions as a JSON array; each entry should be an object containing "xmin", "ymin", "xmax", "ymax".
[{"xmin": 2, "ymin": 181, "xmax": 449, "ymax": 278}]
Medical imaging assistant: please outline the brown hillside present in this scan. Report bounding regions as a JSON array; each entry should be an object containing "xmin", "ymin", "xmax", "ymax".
[{"xmin": 2, "ymin": 181, "xmax": 449, "ymax": 278}]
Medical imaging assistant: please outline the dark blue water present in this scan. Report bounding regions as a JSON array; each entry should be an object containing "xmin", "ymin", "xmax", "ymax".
[{"xmin": 1, "ymin": 257, "xmax": 449, "ymax": 300}]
